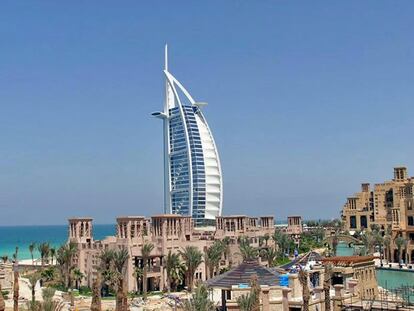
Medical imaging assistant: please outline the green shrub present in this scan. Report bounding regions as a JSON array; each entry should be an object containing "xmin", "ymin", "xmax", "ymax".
[
  {"xmin": 1, "ymin": 290, "xmax": 9, "ymax": 299},
  {"xmin": 48, "ymin": 283, "xmax": 67, "ymax": 292},
  {"xmin": 78, "ymin": 286, "xmax": 92, "ymax": 296},
  {"xmin": 41, "ymin": 267, "xmax": 56, "ymax": 281},
  {"xmin": 274, "ymin": 257, "xmax": 290, "ymax": 266}
]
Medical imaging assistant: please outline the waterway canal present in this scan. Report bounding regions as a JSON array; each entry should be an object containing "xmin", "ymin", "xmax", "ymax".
[{"xmin": 337, "ymin": 242, "xmax": 414, "ymax": 302}]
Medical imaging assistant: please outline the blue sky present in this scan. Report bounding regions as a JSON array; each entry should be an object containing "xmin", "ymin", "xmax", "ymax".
[{"xmin": 1, "ymin": 1, "xmax": 414, "ymax": 225}]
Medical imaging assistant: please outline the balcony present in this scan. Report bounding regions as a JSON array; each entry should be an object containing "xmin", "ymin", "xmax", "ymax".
[{"xmin": 147, "ymin": 266, "xmax": 161, "ymax": 274}]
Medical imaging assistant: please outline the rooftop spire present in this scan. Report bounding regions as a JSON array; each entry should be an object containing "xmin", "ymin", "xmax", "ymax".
[{"xmin": 165, "ymin": 44, "xmax": 168, "ymax": 71}]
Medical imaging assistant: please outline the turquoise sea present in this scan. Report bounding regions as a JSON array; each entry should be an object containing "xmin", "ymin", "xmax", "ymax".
[{"xmin": 0, "ymin": 224, "xmax": 115, "ymax": 260}]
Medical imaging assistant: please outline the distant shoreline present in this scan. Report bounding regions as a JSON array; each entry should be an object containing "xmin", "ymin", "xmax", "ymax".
[
  {"xmin": 0, "ymin": 218, "xmax": 334, "ymax": 228},
  {"xmin": 0, "ymin": 223, "xmax": 115, "ymax": 228},
  {"xmin": 0, "ymin": 224, "xmax": 115, "ymax": 260}
]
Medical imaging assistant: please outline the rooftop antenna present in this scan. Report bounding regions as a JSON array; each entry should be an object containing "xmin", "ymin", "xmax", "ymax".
[
  {"xmin": 165, "ymin": 44, "xmax": 168, "ymax": 71},
  {"xmin": 164, "ymin": 43, "xmax": 170, "ymax": 113}
]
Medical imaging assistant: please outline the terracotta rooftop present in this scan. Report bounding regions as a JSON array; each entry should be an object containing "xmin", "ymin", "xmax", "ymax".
[
  {"xmin": 151, "ymin": 214, "xmax": 191, "ymax": 218},
  {"xmin": 322, "ymin": 256, "xmax": 375, "ymax": 265},
  {"xmin": 68, "ymin": 217, "xmax": 93, "ymax": 221},
  {"xmin": 116, "ymin": 216, "xmax": 146, "ymax": 219}
]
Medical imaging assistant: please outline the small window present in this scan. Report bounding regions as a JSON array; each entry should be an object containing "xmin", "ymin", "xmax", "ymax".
[
  {"xmin": 350, "ymin": 216, "xmax": 357, "ymax": 229},
  {"xmin": 226, "ymin": 290, "xmax": 231, "ymax": 300}
]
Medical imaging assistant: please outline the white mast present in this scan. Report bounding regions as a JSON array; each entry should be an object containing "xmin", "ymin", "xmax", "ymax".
[
  {"xmin": 165, "ymin": 44, "xmax": 168, "ymax": 71},
  {"xmin": 163, "ymin": 44, "xmax": 171, "ymax": 214}
]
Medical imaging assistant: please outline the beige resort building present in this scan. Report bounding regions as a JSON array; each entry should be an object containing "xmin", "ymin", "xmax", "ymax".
[
  {"xmin": 206, "ymin": 255, "xmax": 379, "ymax": 311},
  {"xmin": 341, "ymin": 167, "xmax": 414, "ymax": 263},
  {"xmin": 68, "ymin": 214, "xmax": 274, "ymax": 292},
  {"xmin": 68, "ymin": 214, "xmax": 381, "ymax": 310}
]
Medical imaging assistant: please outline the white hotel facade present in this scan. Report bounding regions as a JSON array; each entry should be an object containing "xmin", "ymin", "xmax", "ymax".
[{"xmin": 152, "ymin": 46, "xmax": 223, "ymax": 226}]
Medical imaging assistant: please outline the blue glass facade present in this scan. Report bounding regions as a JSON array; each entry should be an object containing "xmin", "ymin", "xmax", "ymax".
[{"xmin": 169, "ymin": 106, "xmax": 206, "ymax": 223}]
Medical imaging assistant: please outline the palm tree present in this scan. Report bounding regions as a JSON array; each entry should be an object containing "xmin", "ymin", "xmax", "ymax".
[
  {"xmin": 383, "ymin": 232, "xmax": 392, "ymax": 263},
  {"xmin": 236, "ymin": 275, "xmax": 260, "ymax": 311},
  {"xmin": 13, "ymin": 259, "xmax": 19, "ymax": 311},
  {"xmin": 353, "ymin": 229, "xmax": 362, "ymax": 239},
  {"xmin": 56, "ymin": 242, "xmax": 77, "ymax": 289},
  {"xmin": 12, "ymin": 247, "xmax": 19, "ymax": 262},
  {"xmin": 239, "ymin": 242, "xmax": 258, "ymax": 262},
  {"xmin": 360, "ymin": 231, "xmax": 375, "ymax": 255},
  {"xmin": 323, "ymin": 264, "xmax": 332, "ymax": 311},
  {"xmin": 28, "ymin": 273, "xmax": 40, "ymax": 304},
  {"xmin": 237, "ymin": 293, "xmax": 256, "ymax": 311},
  {"xmin": 72, "ymin": 268, "xmax": 84, "ymax": 289},
  {"xmin": 133, "ymin": 266, "xmax": 143, "ymax": 294},
  {"xmin": 372, "ymin": 231, "xmax": 384, "ymax": 266},
  {"xmin": 299, "ymin": 269, "xmax": 310, "ymax": 311},
  {"xmin": 259, "ymin": 236, "xmax": 265, "ymax": 247},
  {"xmin": 98, "ymin": 249, "xmax": 115, "ymax": 297},
  {"xmin": 203, "ymin": 249, "xmax": 212, "ymax": 281},
  {"xmin": 249, "ymin": 275, "xmax": 260, "ymax": 311},
  {"xmin": 272, "ymin": 230, "xmax": 293, "ymax": 257},
  {"xmin": 41, "ymin": 267, "xmax": 55, "ymax": 282},
  {"xmin": 331, "ymin": 231, "xmax": 339, "ymax": 257},
  {"xmin": 221, "ymin": 237, "xmax": 232, "ymax": 267},
  {"xmin": 260, "ymin": 247, "xmax": 278, "ymax": 267},
  {"xmin": 0, "ymin": 283, "xmax": 6, "ymax": 311},
  {"xmin": 395, "ymin": 236, "xmax": 406, "ymax": 264},
  {"xmin": 213, "ymin": 242, "xmax": 225, "ymax": 274},
  {"xmin": 165, "ymin": 251, "xmax": 185, "ymax": 292},
  {"xmin": 99, "ymin": 249, "xmax": 115, "ymax": 270},
  {"xmin": 404, "ymin": 238, "xmax": 409, "ymax": 264},
  {"xmin": 314, "ymin": 227, "xmax": 325, "ymax": 244},
  {"xmin": 113, "ymin": 249, "xmax": 129, "ymax": 275},
  {"xmin": 49, "ymin": 247, "xmax": 56, "ymax": 265},
  {"xmin": 112, "ymin": 248, "xmax": 129, "ymax": 311},
  {"xmin": 182, "ymin": 283, "xmax": 215, "ymax": 311},
  {"xmin": 141, "ymin": 242, "xmax": 154, "ymax": 299},
  {"xmin": 90, "ymin": 276, "xmax": 102, "ymax": 311},
  {"xmin": 179, "ymin": 246, "xmax": 203, "ymax": 292},
  {"xmin": 1, "ymin": 256, "xmax": 8, "ymax": 263},
  {"xmin": 263, "ymin": 234, "xmax": 270, "ymax": 247},
  {"xmin": 204, "ymin": 241, "xmax": 224, "ymax": 278},
  {"xmin": 38, "ymin": 242, "xmax": 50, "ymax": 267},
  {"xmin": 42, "ymin": 287, "xmax": 57, "ymax": 311},
  {"xmin": 29, "ymin": 242, "xmax": 36, "ymax": 265}
]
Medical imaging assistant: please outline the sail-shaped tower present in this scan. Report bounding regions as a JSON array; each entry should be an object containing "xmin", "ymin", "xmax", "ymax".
[{"xmin": 152, "ymin": 46, "xmax": 223, "ymax": 226}]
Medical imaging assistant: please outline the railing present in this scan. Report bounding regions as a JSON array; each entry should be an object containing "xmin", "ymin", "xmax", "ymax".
[{"xmin": 148, "ymin": 266, "xmax": 161, "ymax": 273}]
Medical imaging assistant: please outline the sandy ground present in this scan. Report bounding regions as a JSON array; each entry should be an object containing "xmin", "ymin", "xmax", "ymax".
[
  {"xmin": 19, "ymin": 259, "xmax": 55, "ymax": 267},
  {"xmin": 4, "ymin": 277, "xmax": 42, "ymax": 308},
  {"xmin": 2, "ymin": 281, "xmax": 189, "ymax": 311},
  {"xmin": 4, "ymin": 277, "xmax": 68, "ymax": 311},
  {"xmin": 66, "ymin": 292, "xmax": 191, "ymax": 311}
]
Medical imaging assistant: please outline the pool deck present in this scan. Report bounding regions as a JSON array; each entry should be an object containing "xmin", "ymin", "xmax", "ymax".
[
  {"xmin": 377, "ymin": 265, "xmax": 414, "ymax": 272},
  {"xmin": 374, "ymin": 257, "xmax": 414, "ymax": 272}
]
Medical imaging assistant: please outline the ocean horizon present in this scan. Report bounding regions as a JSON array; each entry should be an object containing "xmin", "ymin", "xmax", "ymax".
[
  {"xmin": 0, "ymin": 224, "xmax": 115, "ymax": 260},
  {"xmin": 0, "ymin": 219, "xmax": 295, "ymax": 260}
]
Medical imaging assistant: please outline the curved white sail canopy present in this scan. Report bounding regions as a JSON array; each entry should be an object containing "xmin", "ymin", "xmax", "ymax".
[{"xmin": 153, "ymin": 45, "xmax": 223, "ymax": 225}]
